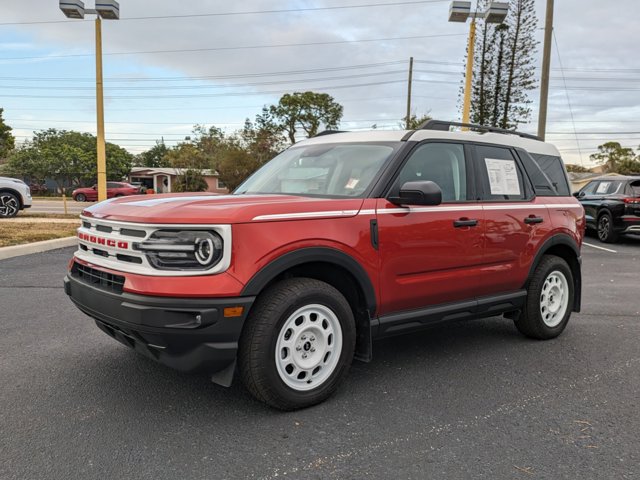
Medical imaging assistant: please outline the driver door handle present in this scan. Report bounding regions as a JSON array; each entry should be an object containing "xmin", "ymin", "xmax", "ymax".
[{"xmin": 453, "ymin": 218, "xmax": 478, "ymax": 228}]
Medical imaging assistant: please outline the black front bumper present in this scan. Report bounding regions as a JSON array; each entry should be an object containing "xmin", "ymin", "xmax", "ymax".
[{"xmin": 64, "ymin": 273, "xmax": 255, "ymax": 379}]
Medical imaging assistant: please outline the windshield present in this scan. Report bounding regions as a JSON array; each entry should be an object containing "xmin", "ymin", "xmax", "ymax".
[{"xmin": 235, "ymin": 142, "xmax": 398, "ymax": 197}]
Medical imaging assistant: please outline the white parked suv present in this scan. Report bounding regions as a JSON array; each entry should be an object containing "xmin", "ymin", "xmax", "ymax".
[{"xmin": 0, "ymin": 176, "xmax": 32, "ymax": 218}]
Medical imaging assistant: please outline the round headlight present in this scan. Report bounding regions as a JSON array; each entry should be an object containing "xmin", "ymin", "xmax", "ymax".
[{"xmin": 195, "ymin": 236, "xmax": 215, "ymax": 265}]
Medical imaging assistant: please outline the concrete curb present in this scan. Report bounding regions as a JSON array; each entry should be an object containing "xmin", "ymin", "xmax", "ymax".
[{"xmin": 0, "ymin": 237, "xmax": 76, "ymax": 261}]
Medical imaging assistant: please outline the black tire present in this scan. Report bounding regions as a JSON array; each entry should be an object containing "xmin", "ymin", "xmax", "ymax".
[
  {"xmin": 597, "ymin": 211, "xmax": 619, "ymax": 243},
  {"xmin": 75, "ymin": 193, "xmax": 86, "ymax": 202},
  {"xmin": 115, "ymin": 194, "xmax": 124, "ymax": 197},
  {"xmin": 239, "ymin": 278, "xmax": 356, "ymax": 410},
  {"xmin": 0, "ymin": 192, "xmax": 20, "ymax": 218},
  {"xmin": 514, "ymin": 255, "xmax": 574, "ymax": 340}
]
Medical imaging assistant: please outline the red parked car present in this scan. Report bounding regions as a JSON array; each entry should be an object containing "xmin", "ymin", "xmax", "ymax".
[
  {"xmin": 72, "ymin": 182, "xmax": 141, "ymax": 202},
  {"xmin": 65, "ymin": 120, "xmax": 585, "ymax": 410}
]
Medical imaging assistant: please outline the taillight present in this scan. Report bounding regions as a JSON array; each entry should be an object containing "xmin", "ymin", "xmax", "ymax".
[{"xmin": 623, "ymin": 197, "xmax": 640, "ymax": 204}]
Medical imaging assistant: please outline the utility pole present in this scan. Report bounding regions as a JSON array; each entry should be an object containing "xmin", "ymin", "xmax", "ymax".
[
  {"xmin": 406, "ymin": 56, "xmax": 413, "ymax": 129},
  {"xmin": 537, "ymin": 0, "xmax": 554, "ymax": 140},
  {"xmin": 95, "ymin": 16, "xmax": 107, "ymax": 201},
  {"xmin": 461, "ymin": 18, "xmax": 476, "ymax": 124}
]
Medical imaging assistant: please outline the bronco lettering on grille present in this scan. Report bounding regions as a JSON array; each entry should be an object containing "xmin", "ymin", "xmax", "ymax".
[{"xmin": 78, "ymin": 232, "xmax": 129, "ymax": 250}]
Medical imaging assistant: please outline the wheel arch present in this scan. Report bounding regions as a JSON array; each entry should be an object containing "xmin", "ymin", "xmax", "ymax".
[
  {"xmin": 241, "ymin": 247, "xmax": 377, "ymax": 361},
  {"xmin": 526, "ymin": 234, "xmax": 582, "ymax": 312}
]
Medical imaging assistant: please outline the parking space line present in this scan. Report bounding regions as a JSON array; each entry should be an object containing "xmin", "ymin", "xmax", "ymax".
[{"xmin": 583, "ymin": 242, "xmax": 617, "ymax": 253}]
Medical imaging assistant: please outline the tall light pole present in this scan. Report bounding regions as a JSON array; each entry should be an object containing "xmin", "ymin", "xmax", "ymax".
[
  {"xmin": 537, "ymin": 0, "xmax": 554, "ymax": 140},
  {"xmin": 449, "ymin": 1, "xmax": 508, "ymax": 124},
  {"xmin": 59, "ymin": 1, "xmax": 120, "ymax": 202}
]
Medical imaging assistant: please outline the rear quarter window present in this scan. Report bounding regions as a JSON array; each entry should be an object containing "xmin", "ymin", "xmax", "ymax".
[{"xmin": 529, "ymin": 153, "xmax": 571, "ymax": 196}]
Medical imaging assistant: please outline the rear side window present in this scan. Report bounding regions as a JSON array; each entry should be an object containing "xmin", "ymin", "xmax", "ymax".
[
  {"xmin": 595, "ymin": 180, "xmax": 622, "ymax": 195},
  {"xmin": 529, "ymin": 153, "xmax": 571, "ymax": 196},
  {"xmin": 474, "ymin": 145, "xmax": 530, "ymax": 201},
  {"xmin": 629, "ymin": 180, "xmax": 640, "ymax": 196}
]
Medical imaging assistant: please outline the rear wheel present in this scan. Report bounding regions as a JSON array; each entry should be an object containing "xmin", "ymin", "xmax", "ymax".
[
  {"xmin": 0, "ymin": 192, "xmax": 20, "ymax": 218},
  {"xmin": 514, "ymin": 255, "xmax": 574, "ymax": 340},
  {"xmin": 597, "ymin": 211, "xmax": 619, "ymax": 243},
  {"xmin": 239, "ymin": 278, "xmax": 356, "ymax": 410},
  {"xmin": 75, "ymin": 193, "xmax": 86, "ymax": 202}
]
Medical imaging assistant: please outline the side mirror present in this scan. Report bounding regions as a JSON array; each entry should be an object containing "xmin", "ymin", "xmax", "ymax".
[
  {"xmin": 390, "ymin": 180, "xmax": 442, "ymax": 206},
  {"xmin": 573, "ymin": 191, "xmax": 584, "ymax": 198},
  {"xmin": 92, "ymin": 185, "xmax": 97, "ymax": 190}
]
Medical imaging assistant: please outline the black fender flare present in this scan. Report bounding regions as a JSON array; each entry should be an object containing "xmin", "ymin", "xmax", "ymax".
[
  {"xmin": 241, "ymin": 247, "xmax": 377, "ymax": 314},
  {"xmin": 526, "ymin": 234, "xmax": 582, "ymax": 312}
]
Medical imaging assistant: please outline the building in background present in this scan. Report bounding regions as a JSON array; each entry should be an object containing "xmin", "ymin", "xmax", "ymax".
[{"xmin": 129, "ymin": 167, "xmax": 228, "ymax": 194}]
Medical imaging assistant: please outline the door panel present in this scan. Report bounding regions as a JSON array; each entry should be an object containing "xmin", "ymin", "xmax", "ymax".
[
  {"xmin": 377, "ymin": 200, "xmax": 484, "ymax": 315},
  {"xmin": 479, "ymin": 201, "xmax": 552, "ymax": 296}
]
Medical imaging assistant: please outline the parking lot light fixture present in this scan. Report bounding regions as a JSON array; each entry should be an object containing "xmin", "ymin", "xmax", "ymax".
[
  {"xmin": 449, "ymin": 1, "xmax": 508, "ymax": 124},
  {"xmin": 59, "ymin": 0, "xmax": 120, "ymax": 202}
]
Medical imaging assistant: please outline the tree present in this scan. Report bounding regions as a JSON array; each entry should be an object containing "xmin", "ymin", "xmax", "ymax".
[
  {"xmin": 173, "ymin": 168, "xmax": 208, "ymax": 192},
  {"xmin": 0, "ymin": 108, "xmax": 15, "ymax": 161},
  {"xmin": 270, "ymin": 92, "xmax": 343, "ymax": 144},
  {"xmin": 164, "ymin": 142, "xmax": 210, "ymax": 169},
  {"xmin": 135, "ymin": 140, "xmax": 170, "ymax": 168},
  {"xmin": 590, "ymin": 142, "xmax": 636, "ymax": 173},
  {"xmin": 4, "ymin": 129, "xmax": 132, "ymax": 192},
  {"xmin": 565, "ymin": 164, "xmax": 589, "ymax": 173},
  {"xmin": 469, "ymin": 0, "xmax": 538, "ymax": 128},
  {"xmin": 615, "ymin": 158, "xmax": 640, "ymax": 176},
  {"xmin": 215, "ymin": 146, "xmax": 262, "ymax": 191},
  {"xmin": 402, "ymin": 114, "xmax": 432, "ymax": 130}
]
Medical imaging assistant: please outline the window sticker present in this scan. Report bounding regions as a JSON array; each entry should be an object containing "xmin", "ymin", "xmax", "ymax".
[
  {"xmin": 596, "ymin": 182, "xmax": 610, "ymax": 194},
  {"xmin": 484, "ymin": 158, "xmax": 521, "ymax": 195}
]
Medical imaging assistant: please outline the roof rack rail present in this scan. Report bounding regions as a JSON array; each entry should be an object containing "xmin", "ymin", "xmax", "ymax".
[
  {"xmin": 417, "ymin": 120, "xmax": 541, "ymax": 141},
  {"xmin": 314, "ymin": 130, "xmax": 347, "ymax": 137}
]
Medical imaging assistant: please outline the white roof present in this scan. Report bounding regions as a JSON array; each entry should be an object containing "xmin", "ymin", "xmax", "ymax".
[{"xmin": 297, "ymin": 129, "xmax": 561, "ymax": 157}]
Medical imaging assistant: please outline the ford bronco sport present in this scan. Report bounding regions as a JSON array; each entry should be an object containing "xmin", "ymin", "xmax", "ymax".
[{"xmin": 64, "ymin": 120, "xmax": 585, "ymax": 410}]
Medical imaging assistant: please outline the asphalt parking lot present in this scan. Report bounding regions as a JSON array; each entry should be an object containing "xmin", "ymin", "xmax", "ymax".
[{"xmin": 1, "ymin": 236, "xmax": 639, "ymax": 480}]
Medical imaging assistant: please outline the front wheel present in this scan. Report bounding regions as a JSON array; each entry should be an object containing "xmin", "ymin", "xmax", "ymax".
[
  {"xmin": 239, "ymin": 278, "xmax": 356, "ymax": 410},
  {"xmin": 0, "ymin": 192, "xmax": 20, "ymax": 218},
  {"xmin": 514, "ymin": 255, "xmax": 574, "ymax": 340},
  {"xmin": 75, "ymin": 193, "xmax": 86, "ymax": 202}
]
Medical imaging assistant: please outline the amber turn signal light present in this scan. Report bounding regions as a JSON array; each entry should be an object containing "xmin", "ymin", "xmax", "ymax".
[{"xmin": 223, "ymin": 307, "xmax": 244, "ymax": 318}]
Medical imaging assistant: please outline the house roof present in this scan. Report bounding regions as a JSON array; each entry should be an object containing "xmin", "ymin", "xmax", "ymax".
[{"xmin": 130, "ymin": 167, "xmax": 219, "ymax": 176}]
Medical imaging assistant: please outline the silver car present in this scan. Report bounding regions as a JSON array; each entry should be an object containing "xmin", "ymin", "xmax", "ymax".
[{"xmin": 0, "ymin": 177, "xmax": 32, "ymax": 218}]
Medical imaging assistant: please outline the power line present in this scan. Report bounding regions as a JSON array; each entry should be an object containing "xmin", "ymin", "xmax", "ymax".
[
  {"xmin": 0, "ymin": 34, "xmax": 464, "ymax": 61},
  {"xmin": 0, "ymin": 60, "xmax": 408, "ymax": 82},
  {"xmin": 552, "ymin": 29, "xmax": 582, "ymax": 164},
  {"xmin": 0, "ymin": 79, "xmax": 410, "ymax": 99},
  {"xmin": 0, "ymin": 1, "xmax": 449, "ymax": 26},
  {"xmin": 0, "ymin": 70, "xmax": 407, "ymax": 91}
]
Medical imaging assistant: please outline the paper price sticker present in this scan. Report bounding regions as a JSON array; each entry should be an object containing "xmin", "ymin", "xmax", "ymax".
[{"xmin": 484, "ymin": 158, "xmax": 521, "ymax": 196}]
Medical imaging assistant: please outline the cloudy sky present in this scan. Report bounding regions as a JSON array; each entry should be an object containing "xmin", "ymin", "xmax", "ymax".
[{"xmin": 1, "ymin": 0, "xmax": 640, "ymax": 165}]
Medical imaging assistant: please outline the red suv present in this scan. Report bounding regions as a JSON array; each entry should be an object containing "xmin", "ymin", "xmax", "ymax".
[
  {"xmin": 72, "ymin": 181, "xmax": 140, "ymax": 202},
  {"xmin": 64, "ymin": 121, "xmax": 585, "ymax": 410}
]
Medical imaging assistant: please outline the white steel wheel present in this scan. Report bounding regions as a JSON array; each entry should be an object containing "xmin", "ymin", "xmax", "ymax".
[
  {"xmin": 275, "ymin": 304, "xmax": 343, "ymax": 391},
  {"xmin": 540, "ymin": 271, "xmax": 569, "ymax": 328},
  {"xmin": 514, "ymin": 255, "xmax": 574, "ymax": 340},
  {"xmin": 0, "ymin": 193, "xmax": 19, "ymax": 218}
]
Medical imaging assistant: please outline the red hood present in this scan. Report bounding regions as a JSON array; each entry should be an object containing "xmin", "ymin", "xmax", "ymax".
[{"xmin": 81, "ymin": 193, "xmax": 365, "ymax": 224}]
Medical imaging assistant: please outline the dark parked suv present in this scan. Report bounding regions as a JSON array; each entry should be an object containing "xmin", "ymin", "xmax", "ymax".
[{"xmin": 575, "ymin": 176, "xmax": 640, "ymax": 243}]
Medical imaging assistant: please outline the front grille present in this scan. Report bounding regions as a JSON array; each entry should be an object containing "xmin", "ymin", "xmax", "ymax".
[{"xmin": 71, "ymin": 262, "xmax": 125, "ymax": 294}]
